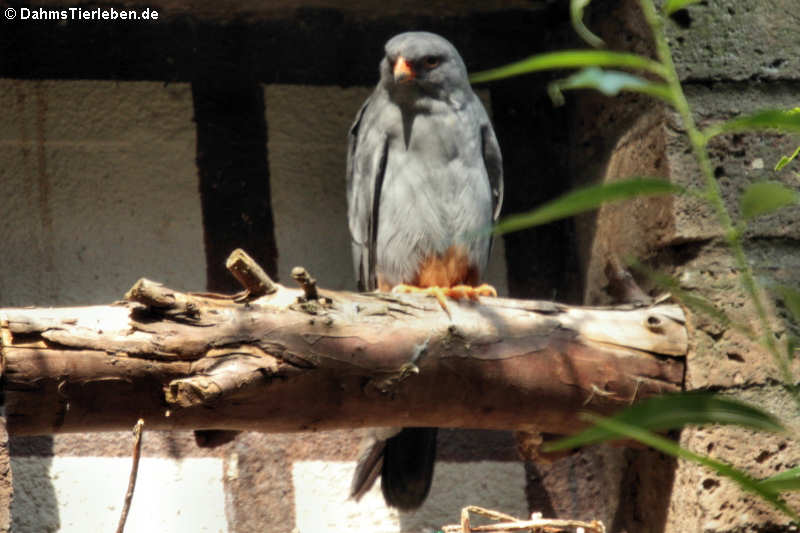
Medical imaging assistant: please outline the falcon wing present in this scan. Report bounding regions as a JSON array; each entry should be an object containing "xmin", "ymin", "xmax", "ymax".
[
  {"xmin": 480, "ymin": 123, "xmax": 504, "ymax": 222},
  {"xmin": 346, "ymin": 94, "xmax": 389, "ymax": 292}
]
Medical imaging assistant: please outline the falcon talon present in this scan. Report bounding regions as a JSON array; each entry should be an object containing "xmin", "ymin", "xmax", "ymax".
[{"xmin": 232, "ymin": 289, "xmax": 252, "ymax": 303}]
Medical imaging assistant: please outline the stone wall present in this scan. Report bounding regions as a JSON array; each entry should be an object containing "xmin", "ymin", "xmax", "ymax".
[{"xmin": 574, "ymin": 1, "xmax": 800, "ymax": 532}]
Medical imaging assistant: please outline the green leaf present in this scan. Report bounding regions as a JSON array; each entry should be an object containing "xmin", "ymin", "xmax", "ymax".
[
  {"xmin": 547, "ymin": 68, "xmax": 674, "ymax": 106},
  {"xmin": 775, "ymin": 146, "xmax": 800, "ymax": 172},
  {"xmin": 493, "ymin": 178, "xmax": 683, "ymax": 235},
  {"xmin": 571, "ymin": 0, "xmax": 604, "ymax": 48},
  {"xmin": 469, "ymin": 50, "xmax": 667, "ymax": 84},
  {"xmin": 703, "ymin": 108, "xmax": 800, "ymax": 140},
  {"xmin": 759, "ymin": 467, "xmax": 800, "ymax": 493},
  {"xmin": 663, "ymin": 0, "xmax": 703, "ymax": 16},
  {"xmin": 544, "ymin": 392, "xmax": 784, "ymax": 451},
  {"xmin": 573, "ymin": 414, "xmax": 797, "ymax": 521},
  {"xmin": 740, "ymin": 181, "xmax": 799, "ymax": 221}
]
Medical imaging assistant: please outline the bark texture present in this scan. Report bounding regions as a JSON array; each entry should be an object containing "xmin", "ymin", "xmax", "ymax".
[{"xmin": 0, "ymin": 275, "xmax": 686, "ymax": 437}]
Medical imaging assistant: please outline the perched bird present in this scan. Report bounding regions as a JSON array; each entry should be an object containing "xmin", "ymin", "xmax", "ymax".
[{"xmin": 346, "ymin": 32, "xmax": 503, "ymax": 510}]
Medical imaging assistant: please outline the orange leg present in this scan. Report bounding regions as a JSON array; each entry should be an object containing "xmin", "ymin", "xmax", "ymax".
[{"xmin": 391, "ymin": 283, "xmax": 497, "ymax": 313}]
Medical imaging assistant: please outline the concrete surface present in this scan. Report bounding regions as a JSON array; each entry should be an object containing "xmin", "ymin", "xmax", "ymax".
[
  {"xmin": 10, "ymin": 456, "xmax": 226, "ymax": 533},
  {"xmin": 665, "ymin": 83, "xmax": 800, "ymax": 243},
  {"xmin": 292, "ymin": 460, "xmax": 528, "ymax": 533},
  {"xmin": 0, "ymin": 80, "xmax": 204, "ymax": 306},
  {"xmin": 667, "ymin": 424, "xmax": 800, "ymax": 533},
  {"xmin": 666, "ymin": 0, "xmax": 800, "ymax": 82}
]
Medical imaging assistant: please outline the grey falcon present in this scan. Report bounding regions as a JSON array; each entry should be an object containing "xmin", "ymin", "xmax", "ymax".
[{"xmin": 346, "ymin": 31, "xmax": 504, "ymax": 510}]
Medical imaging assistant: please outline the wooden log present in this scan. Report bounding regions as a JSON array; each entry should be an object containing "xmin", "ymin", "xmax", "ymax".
[{"xmin": 0, "ymin": 275, "xmax": 686, "ymax": 436}]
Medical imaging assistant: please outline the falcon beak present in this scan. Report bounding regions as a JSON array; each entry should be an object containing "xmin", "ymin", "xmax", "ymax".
[{"xmin": 393, "ymin": 56, "xmax": 415, "ymax": 83}]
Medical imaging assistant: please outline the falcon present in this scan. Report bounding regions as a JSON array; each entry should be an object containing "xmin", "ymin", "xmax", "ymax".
[{"xmin": 346, "ymin": 31, "xmax": 503, "ymax": 510}]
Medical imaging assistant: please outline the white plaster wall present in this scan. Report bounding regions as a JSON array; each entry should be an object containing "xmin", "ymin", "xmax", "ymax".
[
  {"xmin": 0, "ymin": 80, "xmax": 507, "ymax": 300},
  {"xmin": 10, "ymin": 456, "xmax": 226, "ymax": 533},
  {"xmin": 0, "ymin": 79, "xmax": 208, "ymax": 531},
  {"xmin": 293, "ymin": 460, "xmax": 527, "ymax": 533},
  {"xmin": 0, "ymin": 80, "xmax": 204, "ymax": 306},
  {"xmin": 266, "ymin": 84, "xmax": 369, "ymax": 289}
]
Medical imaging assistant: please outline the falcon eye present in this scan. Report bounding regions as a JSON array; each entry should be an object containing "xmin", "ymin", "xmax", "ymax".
[{"xmin": 422, "ymin": 56, "xmax": 440, "ymax": 69}]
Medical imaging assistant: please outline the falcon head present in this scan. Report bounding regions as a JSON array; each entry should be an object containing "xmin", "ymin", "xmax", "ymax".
[{"xmin": 380, "ymin": 32, "xmax": 470, "ymax": 104}]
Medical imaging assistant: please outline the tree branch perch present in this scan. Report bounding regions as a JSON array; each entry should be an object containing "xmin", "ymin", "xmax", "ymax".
[{"xmin": 0, "ymin": 265, "xmax": 686, "ymax": 437}]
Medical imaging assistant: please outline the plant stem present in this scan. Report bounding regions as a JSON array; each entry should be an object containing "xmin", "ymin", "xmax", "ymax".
[{"xmin": 638, "ymin": 0, "xmax": 795, "ymax": 393}]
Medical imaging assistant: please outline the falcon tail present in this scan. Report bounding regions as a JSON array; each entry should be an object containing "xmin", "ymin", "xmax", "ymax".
[
  {"xmin": 350, "ymin": 437, "xmax": 386, "ymax": 502},
  {"xmin": 381, "ymin": 427, "xmax": 438, "ymax": 510},
  {"xmin": 350, "ymin": 428, "xmax": 438, "ymax": 510}
]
